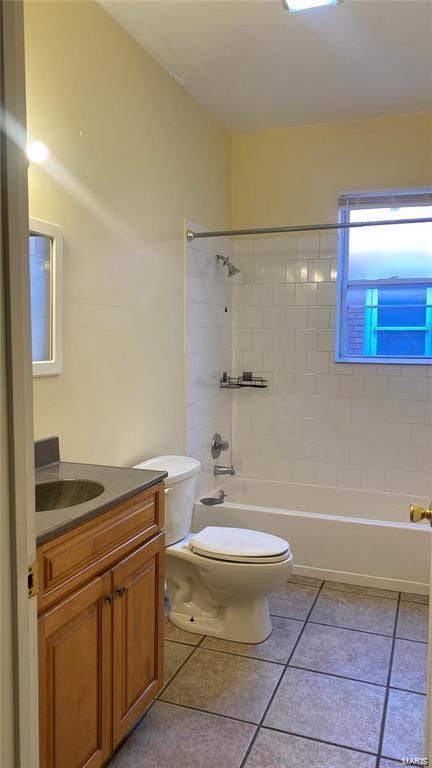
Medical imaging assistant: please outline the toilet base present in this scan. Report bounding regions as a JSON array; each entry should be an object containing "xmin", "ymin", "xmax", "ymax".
[{"xmin": 168, "ymin": 597, "xmax": 272, "ymax": 644}]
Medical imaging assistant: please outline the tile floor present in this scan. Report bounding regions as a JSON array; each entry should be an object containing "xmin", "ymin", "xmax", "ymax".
[{"xmin": 109, "ymin": 576, "xmax": 429, "ymax": 768}]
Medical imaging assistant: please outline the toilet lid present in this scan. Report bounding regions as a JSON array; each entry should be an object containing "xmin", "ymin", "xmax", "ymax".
[
  {"xmin": 134, "ymin": 455, "xmax": 201, "ymax": 485},
  {"xmin": 189, "ymin": 526, "xmax": 291, "ymax": 564}
]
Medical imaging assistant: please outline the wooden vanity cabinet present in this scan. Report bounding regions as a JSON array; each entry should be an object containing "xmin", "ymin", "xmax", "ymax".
[{"xmin": 37, "ymin": 483, "xmax": 165, "ymax": 768}]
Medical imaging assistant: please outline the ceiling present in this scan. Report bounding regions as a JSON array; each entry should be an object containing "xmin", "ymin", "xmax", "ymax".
[{"xmin": 101, "ymin": 0, "xmax": 432, "ymax": 132}]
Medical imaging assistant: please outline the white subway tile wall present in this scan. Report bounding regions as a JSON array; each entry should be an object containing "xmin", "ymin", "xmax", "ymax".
[
  {"xmin": 230, "ymin": 234, "xmax": 432, "ymax": 496},
  {"xmin": 186, "ymin": 224, "xmax": 233, "ymax": 495}
]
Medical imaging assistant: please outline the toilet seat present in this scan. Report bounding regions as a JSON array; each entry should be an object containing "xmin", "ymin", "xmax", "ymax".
[{"xmin": 189, "ymin": 526, "xmax": 291, "ymax": 564}]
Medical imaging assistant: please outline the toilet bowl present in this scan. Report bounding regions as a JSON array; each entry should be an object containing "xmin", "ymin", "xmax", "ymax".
[{"xmin": 134, "ymin": 455, "xmax": 293, "ymax": 643}]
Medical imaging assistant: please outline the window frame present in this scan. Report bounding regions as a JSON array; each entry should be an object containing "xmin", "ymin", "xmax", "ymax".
[
  {"xmin": 29, "ymin": 216, "xmax": 63, "ymax": 376},
  {"xmin": 335, "ymin": 187, "xmax": 432, "ymax": 365}
]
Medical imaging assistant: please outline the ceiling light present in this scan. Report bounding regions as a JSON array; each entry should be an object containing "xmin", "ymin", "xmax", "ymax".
[
  {"xmin": 282, "ymin": 0, "xmax": 339, "ymax": 11},
  {"xmin": 26, "ymin": 140, "xmax": 49, "ymax": 164}
]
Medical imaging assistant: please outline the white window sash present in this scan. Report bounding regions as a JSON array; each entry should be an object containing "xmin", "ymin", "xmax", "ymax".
[
  {"xmin": 29, "ymin": 217, "xmax": 63, "ymax": 377},
  {"xmin": 336, "ymin": 188, "xmax": 432, "ymax": 365}
]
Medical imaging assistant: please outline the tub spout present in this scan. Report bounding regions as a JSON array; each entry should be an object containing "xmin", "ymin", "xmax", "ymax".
[{"xmin": 214, "ymin": 464, "xmax": 236, "ymax": 476}]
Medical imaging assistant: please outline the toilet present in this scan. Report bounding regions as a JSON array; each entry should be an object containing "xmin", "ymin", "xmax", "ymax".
[{"xmin": 134, "ymin": 455, "xmax": 293, "ymax": 643}]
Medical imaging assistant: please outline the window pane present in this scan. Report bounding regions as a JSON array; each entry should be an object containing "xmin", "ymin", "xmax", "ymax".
[
  {"xmin": 376, "ymin": 330, "xmax": 426, "ymax": 356},
  {"xmin": 347, "ymin": 206, "xmax": 432, "ymax": 281},
  {"xmin": 342, "ymin": 284, "xmax": 432, "ymax": 358},
  {"xmin": 377, "ymin": 286, "xmax": 427, "ymax": 327},
  {"xmin": 29, "ymin": 234, "xmax": 52, "ymax": 362}
]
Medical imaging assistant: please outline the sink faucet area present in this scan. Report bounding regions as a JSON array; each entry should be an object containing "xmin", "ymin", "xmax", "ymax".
[{"xmin": 34, "ymin": 437, "xmax": 167, "ymax": 545}]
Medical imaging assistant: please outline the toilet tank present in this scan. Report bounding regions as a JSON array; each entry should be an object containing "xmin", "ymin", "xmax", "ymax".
[{"xmin": 133, "ymin": 455, "xmax": 201, "ymax": 546}]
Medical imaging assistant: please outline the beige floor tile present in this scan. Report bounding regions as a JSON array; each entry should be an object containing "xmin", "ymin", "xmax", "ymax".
[
  {"xmin": 382, "ymin": 689, "xmax": 426, "ymax": 761},
  {"xmin": 164, "ymin": 619, "xmax": 204, "ymax": 645},
  {"xmin": 108, "ymin": 701, "xmax": 256, "ymax": 768},
  {"xmin": 290, "ymin": 622, "xmax": 392, "ymax": 684},
  {"xmin": 245, "ymin": 729, "xmax": 376, "ymax": 768},
  {"xmin": 391, "ymin": 639, "xmax": 428, "ymax": 694},
  {"xmin": 162, "ymin": 641, "xmax": 194, "ymax": 687},
  {"xmin": 310, "ymin": 590, "xmax": 397, "ymax": 635},
  {"xmin": 396, "ymin": 602, "xmax": 429, "ymax": 642},
  {"xmin": 401, "ymin": 592, "xmax": 429, "ymax": 605},
  {"xmin": 289, "ymin": 574, "xmax": 323, "ymax": 587},
  {"xmin": 161, "ymin": 648, "xmax": 283, "ymax": 723},
  {"xmin": 264, "ymin": 667, "xmax": 385, "ymax": 753},
  {"xmin": 324, "ymin": 581, "xmax": 398, "ymax": 600},
  {"xmin": 268, "ymin": 583, "xmax": 319, "ymax": 619},
  {"xmin": 202, "ymin": 616, "xmax": 303, "ymax": 664}
]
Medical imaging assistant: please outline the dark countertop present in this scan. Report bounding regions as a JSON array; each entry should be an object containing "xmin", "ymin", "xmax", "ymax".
[{"xmin": 36, "ymin": 462, "xmax": 167, "ymax": 545}]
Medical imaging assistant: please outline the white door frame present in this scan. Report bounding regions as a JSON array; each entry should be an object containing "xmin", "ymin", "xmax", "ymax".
[{"xmin": 0, "ymin": 1, "xmax": 39, "ymax": 765}]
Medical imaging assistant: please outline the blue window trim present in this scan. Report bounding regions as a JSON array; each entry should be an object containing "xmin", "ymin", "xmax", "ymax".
[{"xmin": 335, "ymin": 190, "xmax": 432, "ymax": 365}]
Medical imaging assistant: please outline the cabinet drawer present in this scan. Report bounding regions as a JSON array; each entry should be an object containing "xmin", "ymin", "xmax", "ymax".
[{"xmin": 37, "ymin": 483, "xmax": 164, "ymax": 612}]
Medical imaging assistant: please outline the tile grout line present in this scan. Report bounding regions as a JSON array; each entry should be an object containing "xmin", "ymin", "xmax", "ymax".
[
  {"xmin": 238, "ymin": 580, "xmax": 326, "ymax": 768},
  {"xmin": 157, "ymin": 697, "xmax": 390, "ymax": 761},
  {"xmin": 157, "ymin": 633, "xmax": 206, "ymax": 700},
  {"xmin": 166, "ymin": 641, "xmax": 427, "ymax": 695},
  {"xmin": 156, "ymin": 697, "xmax": 258, "ymax": 727},
  {"xmin": 375, "ymin": 591, "xmax": 402, "ymax": 767},
  {"xmin": 320, "ymin": 585, "xmax": 427, "ymax": 607},
  {"xmin": 322, "ymin": 586, "xmax": 400, "ymax": 602},
  {"xmin": 271, "ymin": 613, "xmax": 427, "ymax": 643},
  {"xmin": 183, "ymin": 635, "xmax": 427, "ymax": 695},
  {"xmin": 271, "ymin": 612, "xmax": 394, "ymax": 638},
  {"xmin": 260, "ymin": 724, "xmax": 381, "ymax": 758}
]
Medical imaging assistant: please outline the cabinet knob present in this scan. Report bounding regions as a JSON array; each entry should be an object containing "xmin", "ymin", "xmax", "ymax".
[
  {"xmin": 105, "ymin": 594, "xmax": 115, "ymax": 604},
  {"xmin": 116, "ymin": 587, "xmax": 126, "ymax": 598}
]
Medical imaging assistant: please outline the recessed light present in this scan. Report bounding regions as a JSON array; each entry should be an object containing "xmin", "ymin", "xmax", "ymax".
[
  {"xmin": 282, "ymin": 0, "xmax": 339, "ymax": 12},
  {"xmin": 26, "ymin": 140, "xmax": 49, "ymax": 164}
]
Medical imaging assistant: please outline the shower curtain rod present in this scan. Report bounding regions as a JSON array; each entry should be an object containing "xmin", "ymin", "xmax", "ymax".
[{"xmin": 186, "ymin": 217, "xmax": 432, "ymax": 242}]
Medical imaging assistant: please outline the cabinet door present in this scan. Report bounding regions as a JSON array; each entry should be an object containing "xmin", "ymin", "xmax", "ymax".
[
  {"xmin": 38, "ymin": 574, "xmax": 112, "ymax": 768},
  {"xmin": 111, "ymin": 531, "xmax": 165, "ymax": 747}
]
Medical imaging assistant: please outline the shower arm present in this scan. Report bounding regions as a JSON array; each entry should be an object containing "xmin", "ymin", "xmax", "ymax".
[
  {"xmin": 216, "ymin": 254, "xmax": 229, "ymax": 265},
  {"xmin": 186, "ymin": 217, "xmax": 432, "ymax": 242}
]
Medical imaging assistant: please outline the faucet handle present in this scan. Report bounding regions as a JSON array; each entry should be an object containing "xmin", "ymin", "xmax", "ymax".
[{"xmin": 211, "ymin": 433, "xmax": 230, "ymax": 459}]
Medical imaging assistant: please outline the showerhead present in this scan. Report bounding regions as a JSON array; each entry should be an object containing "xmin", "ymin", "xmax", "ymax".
[
  {"xmin": 227, "ymin": 261, "xmax": 241, "ymax": 277},
  {"xmin": 216, "ymin": 254, "xmax": 241, "ymax": 278}
]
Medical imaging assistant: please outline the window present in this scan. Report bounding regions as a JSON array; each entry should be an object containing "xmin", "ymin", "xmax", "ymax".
[
  {"xmin": 29, "ymin": 217, "xmax": 63, "ymax": 376},
  {"xmin": 336, "ymin": 189, "xmax": 432, "ymax": 364}
]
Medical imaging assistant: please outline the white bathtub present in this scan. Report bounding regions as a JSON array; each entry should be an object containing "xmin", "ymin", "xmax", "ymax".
[{"xmin": 193, "ymin": 477, "xmax": 431, "ymax": 594}]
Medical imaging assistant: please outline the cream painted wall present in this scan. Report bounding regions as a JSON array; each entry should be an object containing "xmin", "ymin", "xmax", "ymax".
[
  {"xmin": 25, "ymin": 1, "xmax": 231, "ymax": 466},
  {"xmin": 232, "ymin": 112, "xmax": 432, "ymax": 228}
]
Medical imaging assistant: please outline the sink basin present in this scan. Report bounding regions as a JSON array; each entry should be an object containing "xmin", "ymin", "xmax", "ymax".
[{"xmin": 35, "ymin": 479, "xmax": 105, "ymax": 512}]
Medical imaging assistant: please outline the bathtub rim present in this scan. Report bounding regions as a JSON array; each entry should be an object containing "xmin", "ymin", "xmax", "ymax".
[{"xmin": 193, "ymin": 491, "xmax": 431, "ymax": 595}]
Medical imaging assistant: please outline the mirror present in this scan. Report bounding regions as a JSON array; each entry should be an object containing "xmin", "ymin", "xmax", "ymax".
[{"xmin": 29, "ymin": 217, "xmax": 63, "ymax": 376}]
